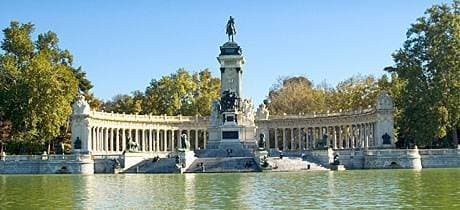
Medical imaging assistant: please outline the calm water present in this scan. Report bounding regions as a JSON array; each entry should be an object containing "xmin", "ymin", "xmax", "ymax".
[{"xmin": 1, "ymin": 169, "xmax": 460, "ymax": 209}]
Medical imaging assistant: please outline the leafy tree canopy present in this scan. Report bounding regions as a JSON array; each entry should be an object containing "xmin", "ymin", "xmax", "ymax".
[{"xmin": 0, "ymin": 21, "xmax": 93, "ymax": 153}]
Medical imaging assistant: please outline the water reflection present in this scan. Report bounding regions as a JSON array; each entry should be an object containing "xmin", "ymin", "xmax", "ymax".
[{"xmin": 1, "ymin": 169, "xmax": 460, "ymax": 209}]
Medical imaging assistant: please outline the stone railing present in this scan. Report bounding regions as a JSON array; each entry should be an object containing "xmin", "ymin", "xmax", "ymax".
[
  {"xmin": 89, "ymin": 111, "xmax": 209, "ymax": 123},
  {"xmin": 1, "ymin": 154, "xmax": 90, "ymax": 161},
  {"xmin": 268, "ymin": 108, "xmax": 375, "ymax": 120},
  {"xmin": 365, "ymin": 149, "xmax": 420, "ymax": 157}
]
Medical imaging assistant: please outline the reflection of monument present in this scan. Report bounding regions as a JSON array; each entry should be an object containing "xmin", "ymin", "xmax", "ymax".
[{"xmin": 207, "ymin": 16, "xmax": 257, "ymax": 150}]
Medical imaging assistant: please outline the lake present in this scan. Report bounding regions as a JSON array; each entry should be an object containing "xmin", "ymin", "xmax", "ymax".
[{"xmin": 1, "ymin": 169, "xmax": 460, "ymax": 209}]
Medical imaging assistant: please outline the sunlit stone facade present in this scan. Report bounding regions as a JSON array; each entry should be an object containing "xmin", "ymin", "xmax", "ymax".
[
  {"xmin": 71, "ymin": 91, "xmax": 394, "ymax": 154},
  {"xmin": 255, "ymin": 91, "xmax": 395, "ymax": 151}
]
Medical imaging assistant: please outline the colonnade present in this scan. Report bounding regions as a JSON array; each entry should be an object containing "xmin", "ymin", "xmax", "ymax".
[
  {"xmin": 258, "ymin": 123, "xmax": 376, "ymax": 151},
  {"xmin": 88, "ymin": 127, "xmax": 208, "ymax": 154}
]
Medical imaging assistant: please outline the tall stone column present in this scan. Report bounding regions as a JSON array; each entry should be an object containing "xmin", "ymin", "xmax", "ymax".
[
  {"xmin": 156, "ymin": 129, "xmax": 160, "ymax": 152},
  {"xmin": 320, "ymin": 126, "xmax": 331, "ymax": 148},
  {"xmin": 122, "ymin": 128, "xmax": 126, "ymax": 152},
  {"xmin": 91, "ymin": 127, "xmax": 95, "ymax": 152},
  {"xmin": 115, "ymin": 128, "xmax": 119, "ymax": 152},
  {"xmin": 149, "ymin": 129, "xmax": 155, "ymax": 152},
  {"xmin": 282, "ymin": 128, "xmax": 287, "ymax": 151},
  {"xmin": 345, "ymin": 126, "xmax": 349, "ymax": 149},
  {"xmin": 134, "ymin": 129, "xmax": 139, "ymax": 149},
  {"xmin": 195, "ymin": 130, "xmax": 199, "ymax": 149},
  {"xmin": 171, "ymin": 129, "xmax": 176, "ymax": 152},
  {"xmin": 141, "ymin": 130, "xmax": 146, "ymax": 152},
  {"xmin": 108, "ymin": 128, "xmax": 112, "ymax": 152},
  {"xmin": 165, "ymin": 130, "xmax": 171, "ymax": 151},
  {"xmin": 95, "ymin": 127, "xmax": 99, "ymax": 151},
  {"xmin": 333, "ymin": 126, "xmax": 337, "ymax": 149},
  {"xmin": 311, "ymin": 127, "xmax": 316, "ymax": 149},
  {"xmin": 339, "ymin": 126, "xmax": 343, "ymax": 149},
  {"xmin": 350, "ymin": 125, "xmax": 356, "ymax": 149},
  {"xmin": 364, "ymin": 123, "xmax": 369, "ymax": 149},
  {"xmin": 204, "ymin": 130, "xmax": 208, "ymax": 149},
  {"xmin": 178, "ymin": 129, "xmax": 182, "ymax": 149},
  {"xmin": 274, "ymin": 128, "xmax": 279, "ymax": 150},
  {"xmin": 298, "ymin": 127, "xmax": 302, "ymax": 150},
  {"xmin": 306, "ymin": 128, "xmax": 310, "ymax": 149},
  {"xmin": 320, "ymin": 127, "xmax": 324, "ymax": 148},
  {"xmin": 265, "ymin": 128, "xmax": 270, "ymax": 149},
  {"xmin": 104, "ymin": 128, "xmax": 108, "ymax": 152},
  {"xmin": 290, "ymin": 128, "xmax": 294, "ymax": 150},
  {"xmin": 163, "ymin": 130, "xmax": 167, "ymax": 152},
  {"xmin": 186, "ymin": 129, "xmax": 191, "ymax": 149}
]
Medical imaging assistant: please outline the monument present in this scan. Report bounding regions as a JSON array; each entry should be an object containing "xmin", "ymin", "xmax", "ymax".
[{"xmin": 206, "ymin": 16, "xmax": 257, "ymax": 150}]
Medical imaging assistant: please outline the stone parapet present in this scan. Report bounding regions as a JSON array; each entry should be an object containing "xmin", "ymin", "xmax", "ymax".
[{"xmin": 0, "ymin": 154, "xmax": 94, "ymax": 174}]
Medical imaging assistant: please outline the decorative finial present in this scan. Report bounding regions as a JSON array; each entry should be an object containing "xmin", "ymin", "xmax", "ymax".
[{"xmin": 226, "ymin": 16, "xmax": 236, "ymax": 42}]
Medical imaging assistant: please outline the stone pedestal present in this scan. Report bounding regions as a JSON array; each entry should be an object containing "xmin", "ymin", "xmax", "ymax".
[
  {"xmin": 331, "ymin": 164, "xmax": 346, "ymax": 171},
  {"xmin": 178, "ymin": 149, "xmax": 196, "ymax": 173},
  {"xmin": 255, "ymin": 150, "xmax": 268, "ymax": 166}
]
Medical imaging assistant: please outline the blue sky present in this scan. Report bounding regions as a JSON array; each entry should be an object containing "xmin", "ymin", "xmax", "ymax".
[{"xmin": 0, "ymin": 0, "xmax": 452, "ymax": 105}]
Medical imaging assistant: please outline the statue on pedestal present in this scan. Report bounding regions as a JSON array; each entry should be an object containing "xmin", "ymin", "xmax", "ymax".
[
  {"xmin": 258, "ymin": 133, "xmax": 266, "ymax": 150},
  {"xmin": 226, "ymin": 16, "xmax": 236, "ymax": 42},
  {"xmin": 128, "ymin": 137, "xmax": 138, "ymax": 152},
  {"xmin": 180, "ymin": 134, "xmax": 190, "ymax": 151}
]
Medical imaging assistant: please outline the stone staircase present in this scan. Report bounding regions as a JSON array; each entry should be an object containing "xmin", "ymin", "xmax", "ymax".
[
  {"xmin": 267, "ymin": 157, "xmax": 329, "ymax": 171},
  {"xmin": 198, "ymin": 144, "xmax": 254, "ymax": 158},
  {"xmin": 186, "ymin": 157, "xmax": 261, "ymax": 173},
  {"xmin": 122, "ymin": 158, "xmax": 179, "ymax": 173}
]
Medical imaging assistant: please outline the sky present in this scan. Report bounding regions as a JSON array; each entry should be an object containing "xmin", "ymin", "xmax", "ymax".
[{"xmin": 0, "ymin": 0, "xmax": 452, "ymax": 105}]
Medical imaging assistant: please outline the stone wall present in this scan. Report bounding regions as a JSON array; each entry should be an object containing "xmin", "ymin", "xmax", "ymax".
[
  {"xmin": 0, "ymin": 154, "xmax": 94, "ymax": 174},
  {"xmin": 419, "ymin": 149, "xmax": 460, "ymax": 168},
  {"xmin": 300, "ymin": 148, "xmax": 460, "ymax": 170}
]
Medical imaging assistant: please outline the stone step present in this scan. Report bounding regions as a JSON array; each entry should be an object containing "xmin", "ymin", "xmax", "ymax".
[
  {"xmin": 186, "ymin": 157, "xmax": 261, "ymax": 173},
  {"xmin": 267, "ymin": 157, "xmax": 329, "ymax": 171},
  {"xmin": 123, "ymin": 158, "xmax": 179, "ymax": 173}
]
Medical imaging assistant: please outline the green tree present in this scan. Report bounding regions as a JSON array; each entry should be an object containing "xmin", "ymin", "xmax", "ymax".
[
  {"xmin": 0, "ymin": 21, "xmax": 85, "ymax": 153},
  {"xmin": 331, "ymin": 75, "xmax": 381, "ymax": 111},
  {"xmin": 387, "ymin": 1, "xmax": 460, "ymax": 147},
  {"xmin": 267, "ymin": 75, "xmax": 384, "ymax": 115},
  {"xmin": 268, "ymin": 76, "xmax": 321, "ymax": 115},
  {"xmin": 103, "ymin": 92, "xmax": 143, "ymax": 114},
  {"xmin": 142, "ymin": 68, "xmax": 220, "ymax": 116}
]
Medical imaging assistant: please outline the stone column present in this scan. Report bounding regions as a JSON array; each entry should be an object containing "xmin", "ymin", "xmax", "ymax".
[
  {"xmin": 364, "ymin": 123, "xmax": 369, "ymax": 149},
  {"xmin": 134, "ymin": 129, "xmax": 138, "ymax": 149},
  {"xmin": 108, "ymin": 128, "xmax": 112, "ymax": 152},
  {"xmin": 156, "ymin": 129, "xmax": 160, "ymax": 152},
  {"xmin": 290, "ymin": 128, "xmax": 294, "ymax": 150},
  {"xmin": 186, "ymin": 129, "xmax": 190, "ymax": 149},
  {"xmin": 345, "ymin": 126, "xmax": 349, "ymax": 149},
  {"xmin": 333, "ymin": 126, "xmax": 337, "ymax": 149},
  {"xmin": 170, "ymin": 130, "xmax": 174, "ymax": 151},
  {"xmin": 104, "ymin": 127, "xmax": 108, "ymax": 152},
  {"xmin": 274, "ymin": 128, "xmax": 278, "ymax": 150},
  {"xmin": 165, "ymin": 130, "xmax": 172, "ymax": 151},
  {"xmin": 306, "ymin": 128, "xmax": 310, "ymax": 149},
  {"xmin": 351, "ymin": 125, "xmax": 355, "ymax": 148},
  {"xmin": 114, "ymin": 128, "xmax": 119, "ymax": 152},
  {"xmin": 96, "ymin": 127, "xmax": 100, "ymax": 151},
  {"xmin": 195, "ymin": 129, "xmax": 199, "ymax": 150},
  {"xmin": 178, "ymin": 129, "xmax": 182, "ymax": 149},
  {"xmin": 122, "ymin": 128, "xmax": 126, "ymax": 152},
  {"xmin": 312, "ymin": 127, "xmax": 316, "ymax": 149},
  {"xmin": 91, "ymin": 127, "xmax": 95, "ymax": 152},
  {"xmin": 339, "ymin": 126, "xmax": 343, "ymax": 149},
  {"xmin": 204, "ymin": 130, "xmax": 208, "ymax": 149},
  {"xmin": 282, "ymin": 128, "xmax": 287, "ymax": 151},
  {"xmin": 320, "ymin": 127, "xmax": 324, "ymax": 148},
  {"xmin": 164, "ymin": 130, "xmax": 168, "ymax": 152},
  {"xmin": 265, "ymin": 128, "xmax": 270, "ymax": 149},
  {"xmin": 298, "ymin": 127, "xmax": 302, "ymax": 150}
]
